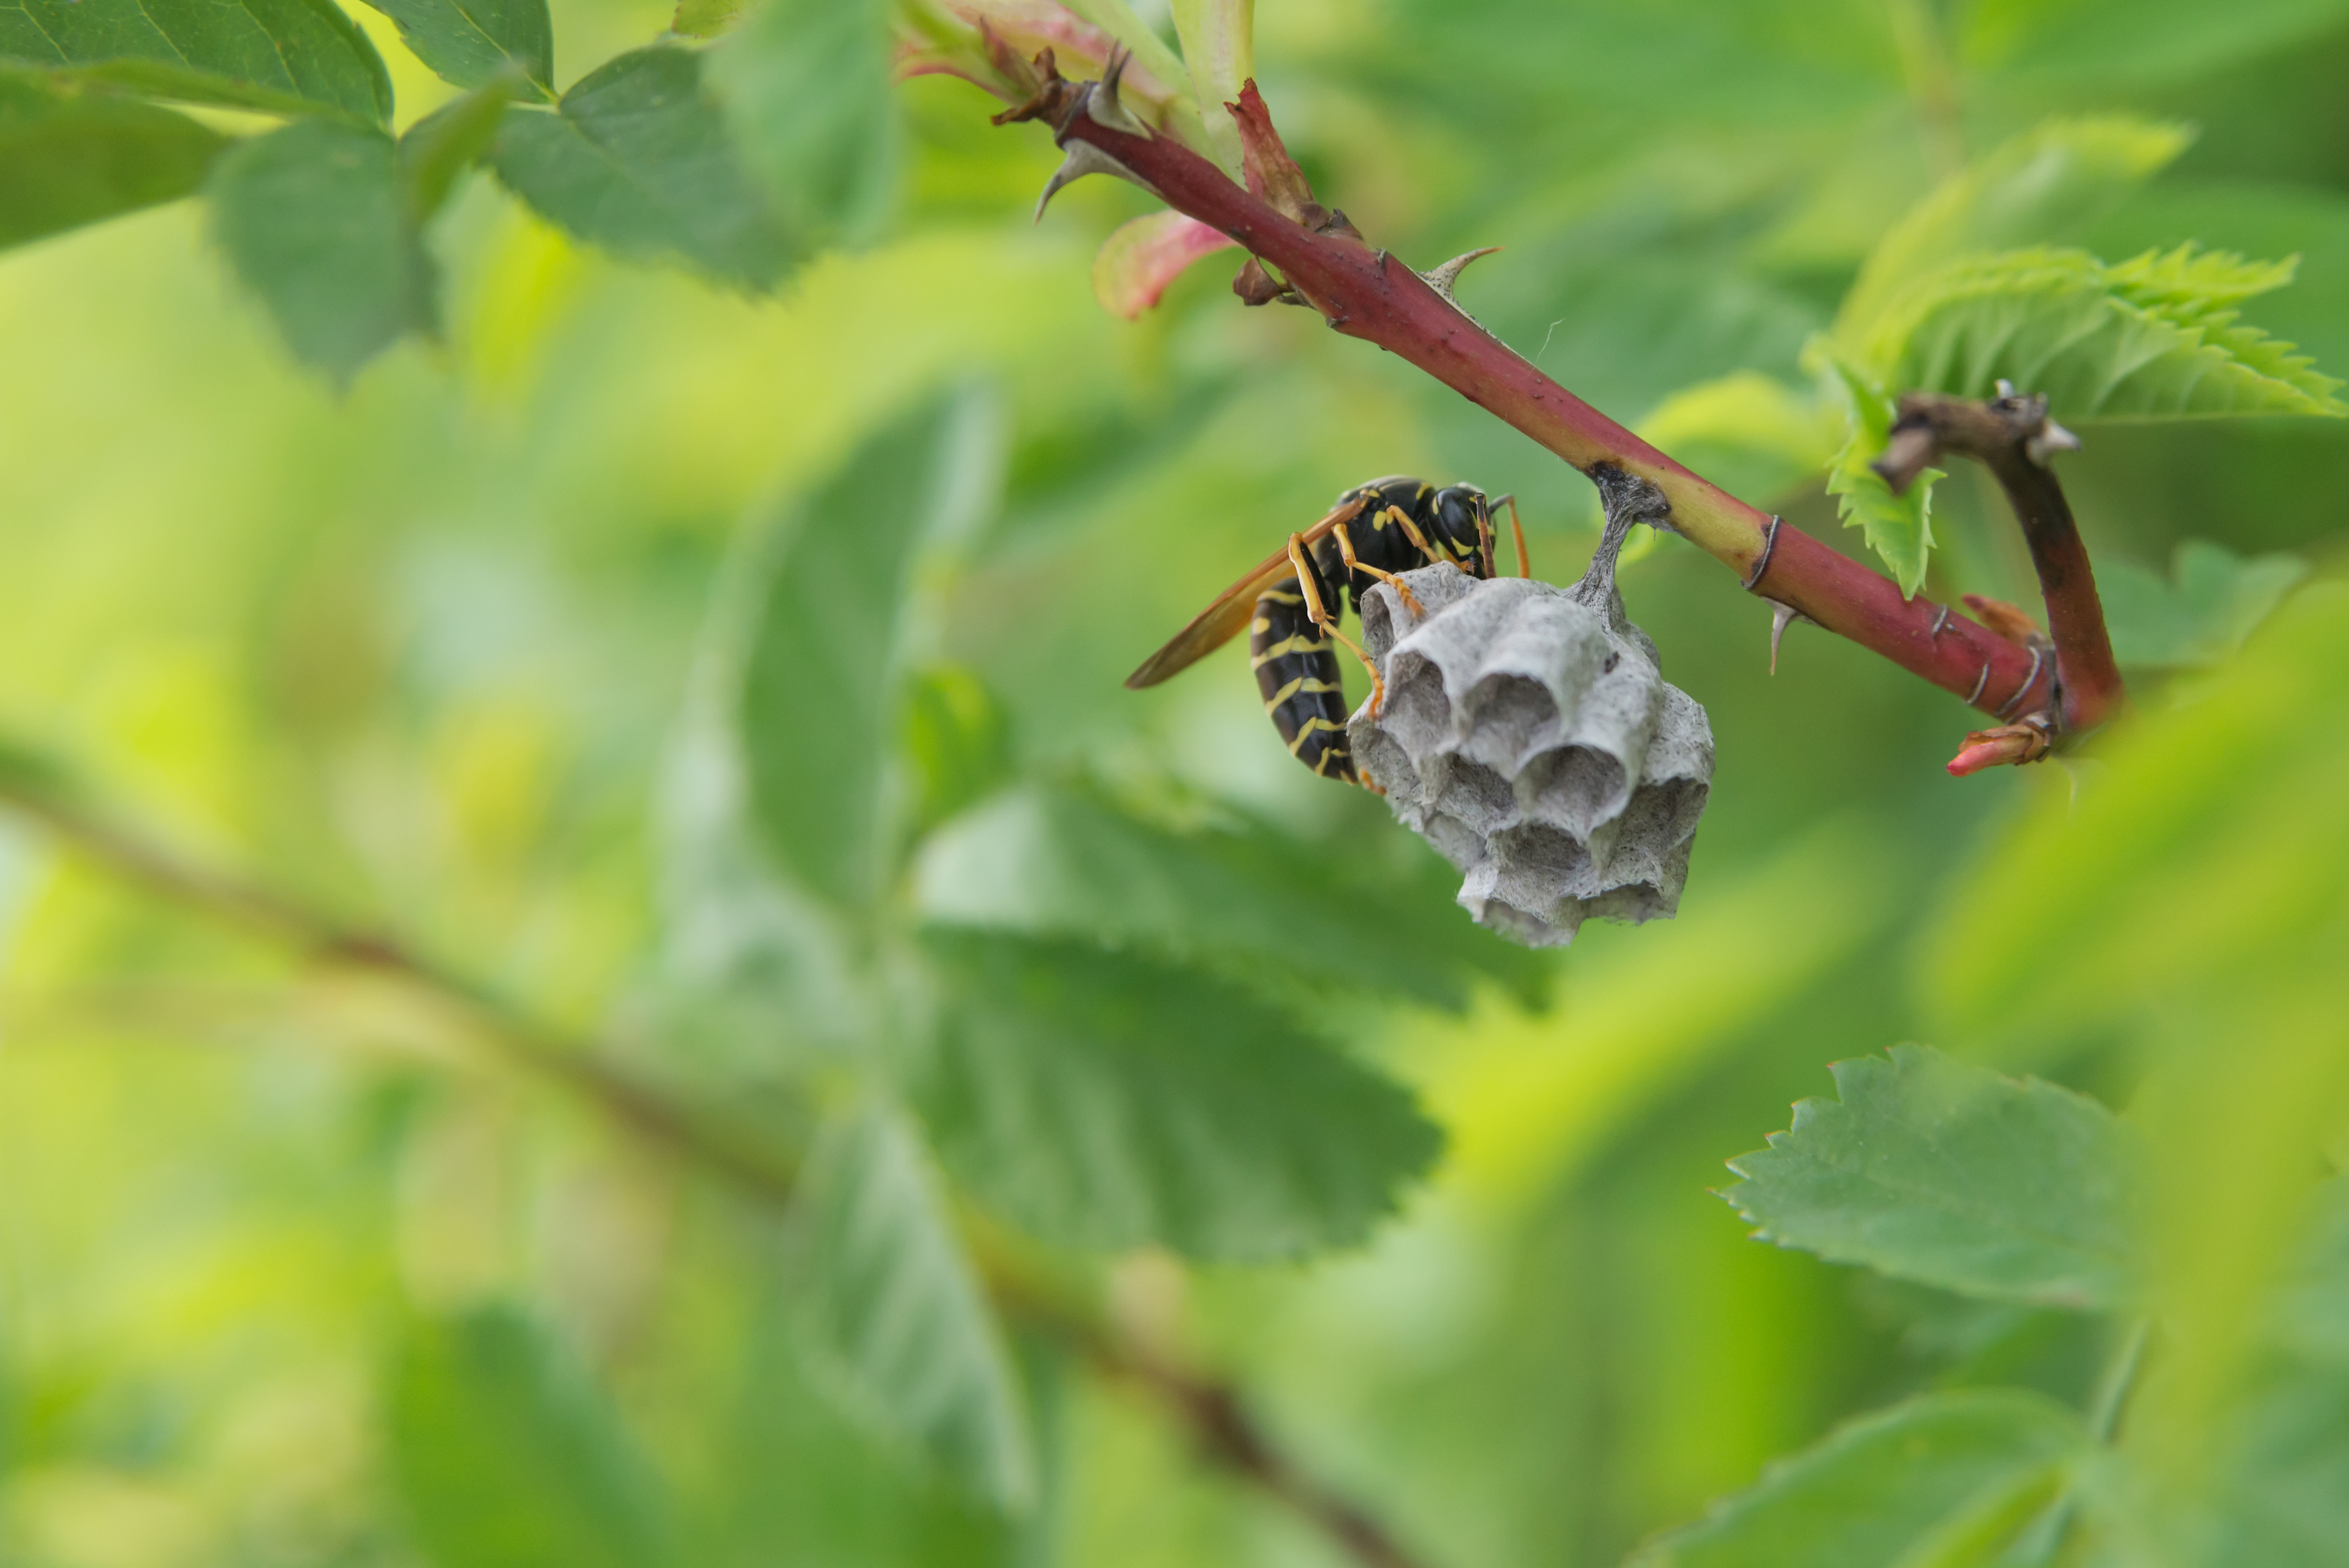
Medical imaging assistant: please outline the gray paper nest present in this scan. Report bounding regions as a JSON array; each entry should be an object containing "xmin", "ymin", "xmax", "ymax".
[{"xmin": 1349, "ymin": 514, "xmax": 1714, "ymax": 948}]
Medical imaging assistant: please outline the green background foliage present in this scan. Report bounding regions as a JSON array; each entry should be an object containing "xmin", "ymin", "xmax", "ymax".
[{"xmin": 3, "ymin": 0, "xmax": 2349, "ymax": 1564}]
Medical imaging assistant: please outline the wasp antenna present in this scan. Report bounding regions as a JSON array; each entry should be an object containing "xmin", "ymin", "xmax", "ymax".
[
  {"xmin": 1034, "ymin": 140, "xmax": 1149, "ymax": 223},
  {"xmin": 1086, "ymin": 44, "xmax": 1150, "ymax": 137},
  {"xmin": 1419, "ymin": 246, "xmax": 1503, "ymax": 306}
]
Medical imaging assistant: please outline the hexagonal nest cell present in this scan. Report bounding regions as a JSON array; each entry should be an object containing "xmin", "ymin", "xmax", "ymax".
[{"xmin": 1350, "ymin": 560, "xmax": 1713, "ymax": 948}]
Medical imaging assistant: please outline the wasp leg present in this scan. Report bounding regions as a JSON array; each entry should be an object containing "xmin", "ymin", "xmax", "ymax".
[
  {"xmin": 1288, "ymin": 533, "xmax": 1387, "ymax": 717},
  {"xmin": 1334, "ymin": 522, "xmax": 1426, "ymax": 617},
  {"xmin": 1493, "ymin": 492, "xmax": 1531, "ymax": 577},
  {"xmin": 1381, "ymin": 504, "xmax": 1445, "ymax": 567},
  {"xmin": 1472, "ymin": 496, "xmax": 1500, "ymax": 579}
]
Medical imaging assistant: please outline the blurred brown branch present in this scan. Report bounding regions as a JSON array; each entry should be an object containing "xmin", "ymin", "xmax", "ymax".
[{"xmin": 0, "ymin": 750, "xmax": 1432, "ymax": 1568}]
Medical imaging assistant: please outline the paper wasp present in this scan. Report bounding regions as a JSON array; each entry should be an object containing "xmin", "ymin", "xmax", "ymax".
[{"xmin": 1126, "ymin": 476, "xmax": 1530, "ymax": 786}]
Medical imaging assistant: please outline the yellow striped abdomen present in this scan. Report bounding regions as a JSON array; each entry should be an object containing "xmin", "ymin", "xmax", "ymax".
[{"xmin": 1249, "ymin": 585, "xmax": 1356, "ymax": 782}]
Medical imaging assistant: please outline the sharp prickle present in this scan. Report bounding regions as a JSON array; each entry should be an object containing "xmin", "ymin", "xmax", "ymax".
[
  {"xmin": 1034, "ymin": 140, "xmax": 1147, "ymax": 222},
  {"xmin": 2025, "ymin": 420, "xmax": 2082, "ymax": 467},
  {"xmin": 1085, "ymin": 44, "xmax": 1150, "ymax": 136},
  {"xmin": 1762, "ymin": 597, "xmax": 1816, "ymax": 674},
  {"xmin": 1418, "ymin": 246, "xmax": 1502, "ymax": 305}
]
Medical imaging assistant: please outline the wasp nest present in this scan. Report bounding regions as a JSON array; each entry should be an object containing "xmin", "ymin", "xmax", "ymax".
[{"xmin": 1349, "ymin": 486, "xmax": 1713, "ymax": 948}]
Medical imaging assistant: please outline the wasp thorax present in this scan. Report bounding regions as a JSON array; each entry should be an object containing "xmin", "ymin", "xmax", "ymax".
[{"xmin": 1350, "ymin": 540, "xmax": 1712, "ymax": 948}]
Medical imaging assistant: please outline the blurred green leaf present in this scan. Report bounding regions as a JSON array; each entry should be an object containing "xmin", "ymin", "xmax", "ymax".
[
  {"xmin": 1815, "ymin": 347, "xmax": 1940, "ymax": 594},
  {"xmin": 208, "ymin": 118, "xmax": 433, "ymax": 381},
  {"xmin": 741, "ymin": 397, "xmax": 963, "ymax": 913},
  {"xmin": 899, "ymin": 665, "xmax": 1013, "ymax": 838},
  {"xmin": 1925, "ymin": 583, "xmax": 2349, "ymax": 1035},
  {"xmin": 0, "ymin": 70, "xmax": 223, "ymax": 252},
  {"xmin": 2183, "ymin": 1358, "xmax": 2349, "ymax": 1566},
  {"xmin": 355, "ymin": 0, "xmax": 549, "ymax": 91},
  {"xmin": 791, "ymin": 1102, "xmax": 1035, "ymax": 1512},
  {"xmin": 388, "ymin": 1307, "xmax": 667, "ymax": 1568},
  {"xmin": 1168, "ymin": 0, "xmax": 1251, "ymax": 176},
  {"xmin": 0, "ymin": 0, "xmax": 392, "ymax": 122},
  {"xmin": 1626, "ymin": 1391, "xmax": 2088, "ymax": 1568},
  {"xmin": 2101, "ymin": 540, "xmax": 2310, "ymax": 670},
  {"xmin": 706, "ymin": 1288, "xmax": 1019, "ymax": 1566},
  {"xmin": 706, "ymin": 0, "xmax": 895, "ymax": 252},
  {"xmin": 1635, "ymin": 371, "xmax": 1841, "ymax": 510},
  {"xmin": 1863, "ymin": 247, "xmax": 2343, "ymax": 420},
  {"xmin": 1723, "ymin": 1046, "xmax": 2140, "ymax": 1310},
  {"xmin": 490, "ymin": 46, "xmax": 790, "ymax": 287},
  {"xmin": 916, "ymin": 930, "xmax": 1440, "ymax": 1260},
  {"xmin": 1057, "ymin": 0, "xmax": 1197, "ymax": 130},
  {"xmin": 2275, "ymin": 1179, "xmax": 2349, "ymax": 1368},
  {"xmin": 1838, "ymin": 116, "xmax": 2190, "ymax": 341},
  {"xmin": 1966, "ymin": 0, "xmax": 2349, "ymax": 88},
  {"xmin": 397, "ymin": 73, "xmax": 522, "ymax": 223},
  {"xmin": 670, "ymin": 0, "xmax": 741, "ymax": 39},
  {"xmin": 912, "ymin": 783, "xmax": 1541, "ymax": 1011}
]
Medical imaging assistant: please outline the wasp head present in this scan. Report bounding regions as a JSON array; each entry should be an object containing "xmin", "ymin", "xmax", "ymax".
[{"xmin": 1430, "ymin": 485, "xmax": 1497, "ymax": 578}]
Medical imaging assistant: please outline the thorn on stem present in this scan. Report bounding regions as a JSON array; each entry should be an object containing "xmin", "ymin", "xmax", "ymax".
[
  {"xmin": 1087, "ymin": 44, "xmax": 1148, "ymax": 136},
  {"xmin": 1419, "ymin": 246, "xmax": 1502, "ymax": 305},
  {"xmin": 1761, "ymin": 597, "xmax": 1817, "ymax": 674}
]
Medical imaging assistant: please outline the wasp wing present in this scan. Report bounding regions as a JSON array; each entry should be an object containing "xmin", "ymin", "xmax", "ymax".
[{"xmin": 1124, "ymin": 496, "xmax": 1367, "ymax": 689}]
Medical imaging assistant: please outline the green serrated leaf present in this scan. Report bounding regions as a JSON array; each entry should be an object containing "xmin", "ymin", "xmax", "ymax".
[
  {"xmin": 705, "ymin": 0, "xmax": 895, "ymax": 250},
  {"xmin": 791, "ymin": 1102, "xmax": 1035, "ymax": 1512},
  {"xmin": 208, "ymin": 118, "xmax": 433, "ymax": 381},
  {"xmin": 387, "ymin": 1307, "xmax": 668, "ymax": 1568},
  {"xmin": 740, "ymin": 397, "xmax": 968, "ymax": 913},
  {"xmin": 355, "ymin": 0, "xmax": 549, "ymax": 92},
  {"xmin": 1839, "ymin": 116, "xmax": 2190, "ymax": 343},
  {"xmin": 1814, "ymin": 347, "xmax": 1939, "ymax": 593},
  {"xmin": 1626, "ymin": 1391, "xmax": 2089, "ymax": 1568},
  {"xmin": 2100, "ymin": 540, "xmax": 2310, "ymax": 670},
  {"xmin": 397, "ymin": 71, "xmax": 520, "ymax": 222},
  {"xmin": 489, "ymin": 46, "xmax": 790, "ymax": 288},
  {"xmin": 0, "ymin": 69, "xmax": 225, "ymax": 250},
  {"xmin": 1864, "ymin": 247, "xmax": 2344, "ymax": 420},
  {"xmin": 0, "ymin": 0, "xmax": 393, "ymax": 123},
  {"xmin": 1723, "ymin": 1046, "xmax": 2140, "ymax": 1309},
  {"xmin": 2106, "ymin": 242, "xmax": 2299, "ymax": 323},
  {"xmin": 914, "ymin": 930, "xmax": 1441, "ymax": 1261},
  {"xmin": 911, "ymin": 783, "xmax": 1542, "ymax": 1011}
]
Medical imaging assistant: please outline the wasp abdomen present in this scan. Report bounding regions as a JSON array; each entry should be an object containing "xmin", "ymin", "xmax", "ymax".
[{"xmin": 1250, "ymin": 585, "xmax": 1357, "ymax": 782}]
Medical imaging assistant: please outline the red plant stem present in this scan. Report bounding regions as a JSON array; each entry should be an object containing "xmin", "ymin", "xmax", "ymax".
[
  {"xmin": 1016, "ymin": 76, "xmax": 2043, "ymax": 718},
  {"xmin": 1878, "ymin": 393, "xmax": 2124, "ymax": 733},
  {"xmin": 1996, "ymin": 460, "xmax": 2122, "ymax": 730}
]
